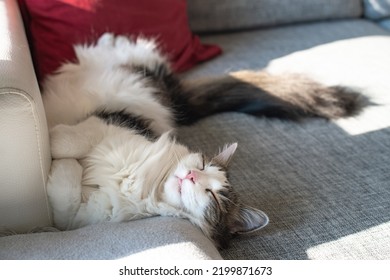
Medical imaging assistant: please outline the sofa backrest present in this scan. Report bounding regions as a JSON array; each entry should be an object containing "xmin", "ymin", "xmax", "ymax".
[{"xmin": 187, "ymin": 0, "xmax": 363, "ymax": 33}]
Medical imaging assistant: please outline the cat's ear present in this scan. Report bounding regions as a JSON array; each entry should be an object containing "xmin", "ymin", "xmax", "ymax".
[
  {"xmin": 213, "ymin": 143, "xmax": 238, "ymax": 168},
  {"xmin": 230, "ymin": 206, "xmax": 269, "ymax": 234}
]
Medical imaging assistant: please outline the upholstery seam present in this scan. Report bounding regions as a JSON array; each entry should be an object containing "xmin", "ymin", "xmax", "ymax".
[{"xmin": 0, "ymin": 88, "xmax": 53, "ymax": 226}]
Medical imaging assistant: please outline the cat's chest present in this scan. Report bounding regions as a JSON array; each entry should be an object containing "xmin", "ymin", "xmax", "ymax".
[
  {"xmin": 80, "ymin": 154, "xmax": 161, "ymax": 206},
  {"xmin": 80, "ymin": 130, "xmax": 181, "ymax": 208}
]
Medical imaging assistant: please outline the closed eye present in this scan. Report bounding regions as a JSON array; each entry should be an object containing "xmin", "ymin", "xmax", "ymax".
[
  {"xmin": 200, "ymin": 154, "xmax": 205, "ymax": 171},
  {"xmin": 206, "ymin": 188, "xmax": 221, "ymax": 211}
]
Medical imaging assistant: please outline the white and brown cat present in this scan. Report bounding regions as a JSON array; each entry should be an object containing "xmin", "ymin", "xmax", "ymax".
[{"xmin": 44, "ymin": 33, "xmax": 363, "ymax": 248}]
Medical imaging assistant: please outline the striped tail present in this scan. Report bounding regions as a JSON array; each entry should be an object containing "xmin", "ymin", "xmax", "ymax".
[{"xmin": 173, "ymin": 70, "xmax": 365, "ymax": 125}]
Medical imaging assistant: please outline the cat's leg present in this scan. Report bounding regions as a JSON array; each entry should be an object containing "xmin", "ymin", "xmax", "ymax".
[
  {"xmin": 47, "ymin": 159, "xmax": 83, "ymax": 230},
  {"xmin": 83, "ymin": 32, "xmax": 167, "ymax": 71},
  {"xmin": 110, "ymin": 34, "xmax": 169, "ymax": 73},
  {"xmin": 50, "ymin": 116, "xmax": 109, "ymax": 159},
  {"xmin": 68, "ymin": 188, "xmax": 124, "ymax": 229}
]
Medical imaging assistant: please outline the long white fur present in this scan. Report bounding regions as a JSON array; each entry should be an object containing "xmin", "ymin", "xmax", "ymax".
[
  {"xmin": 46, "ymin": 159, "xmax": 83, "ymax": 230},
  {"xmin": 43, "ymin": 33, "xmax": 174, "ymax": 135}
]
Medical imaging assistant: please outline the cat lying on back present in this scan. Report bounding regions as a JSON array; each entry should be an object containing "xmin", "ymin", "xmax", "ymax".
[{"xmin": 44, "ymin": 33, "xmax": 363, "ymax": 248}]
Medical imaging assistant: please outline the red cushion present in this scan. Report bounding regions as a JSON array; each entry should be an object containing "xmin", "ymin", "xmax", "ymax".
[{"xmin": 19, "ymin": 0, "xmax": 222, "ymax": 81}]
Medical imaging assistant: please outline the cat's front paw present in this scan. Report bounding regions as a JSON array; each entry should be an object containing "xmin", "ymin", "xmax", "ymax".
[
  {"xmin": 47, "ymin": 159, "xmax": 83, "ymax": 230},
  {"xmin": 50, "ymin": 124, "xmax": 85, "ymax": 159}
]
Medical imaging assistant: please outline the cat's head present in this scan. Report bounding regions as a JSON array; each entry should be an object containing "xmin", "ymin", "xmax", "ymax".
[{"xmin": 163, "ymin": 143, "xmax": 269, "ymax": 248}]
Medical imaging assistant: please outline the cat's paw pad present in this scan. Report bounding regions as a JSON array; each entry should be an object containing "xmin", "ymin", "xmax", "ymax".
[
  {"xmin": 114, "ymin": 35, "xmax": 133, "ymax": 49},
  {"xmin": 115, "ymin": 36, "xmax": 167, "ymax": 70}
]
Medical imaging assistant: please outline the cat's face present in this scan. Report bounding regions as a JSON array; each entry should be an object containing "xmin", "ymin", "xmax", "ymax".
[{"xmin": 163, "ymin": 143, "xmax": 269, "ymax": 248}]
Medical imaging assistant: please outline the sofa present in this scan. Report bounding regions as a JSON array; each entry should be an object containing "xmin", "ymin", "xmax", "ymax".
[{"xmin": 1, "ymin": 0, "xmax": 390, "ymax": 260}]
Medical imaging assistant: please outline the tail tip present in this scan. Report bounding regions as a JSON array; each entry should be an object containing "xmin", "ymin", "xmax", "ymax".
[{"xmin": 329, "ymin": 86, "xmax": 369, "ymax": 118}]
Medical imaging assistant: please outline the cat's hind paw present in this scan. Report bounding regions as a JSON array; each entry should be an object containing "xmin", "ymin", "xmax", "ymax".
[{"xmin": 97, "ymin": 33, "xmax": 115, "ymax": 48}]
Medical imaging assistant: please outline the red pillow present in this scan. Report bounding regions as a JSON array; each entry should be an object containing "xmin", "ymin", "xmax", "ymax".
[{"xmin": 19, "ymin": 0, "xmax": 222, "ymax": 81}]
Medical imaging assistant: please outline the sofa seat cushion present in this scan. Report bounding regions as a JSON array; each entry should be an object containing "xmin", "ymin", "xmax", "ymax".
[
  {"xmin": 0, "ymin": 217, "xmax": 222, "ymax": 260},
  {"xmin": 379, "ymin": 18, "xmax": 390, "ymax": 29},
  {"xmin": 178, "ymin": 19, "xmax": 390, "ymax": 259},
  {"xmin": 184, "ymin": 19, "xmax": 389, "ymax": 80}
]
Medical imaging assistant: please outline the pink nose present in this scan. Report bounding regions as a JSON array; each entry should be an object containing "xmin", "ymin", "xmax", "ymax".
[{"xmin": 185, "ymin": 170, "xmax": 196, "ymax": 183}]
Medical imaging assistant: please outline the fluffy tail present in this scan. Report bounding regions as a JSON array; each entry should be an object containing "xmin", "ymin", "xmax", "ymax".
[{"xmin": 167, "ymin": 70, "xmax": 365, "ymax": 125}]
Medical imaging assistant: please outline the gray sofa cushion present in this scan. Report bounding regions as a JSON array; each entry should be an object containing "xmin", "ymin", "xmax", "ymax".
[
  {"xmin": 188, "ymin": 0, "xmax": 363, "ymax": 33},
  {"xmin": 179, "ymin": 19, "xmax": 390, "ymax": 259},
  {"xmin": 179, "ymin": 114, "xmax": 390, "ymax": 259},
  {"xmin": 183, "ymin": 19, "xmax": 388, "ymax": 79},
  {"xmin": 0, "ymin": 217, "xmax": 222, "ymax": 260},
  {"xmin": 379, "ymin": 18, "xmax": 390, "ymax": 29}
]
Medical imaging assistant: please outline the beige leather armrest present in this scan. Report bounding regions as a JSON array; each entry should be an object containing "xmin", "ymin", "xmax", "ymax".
[{"xmin": 0, "ymin": 0, "xmax": 52, "ymax": 232}]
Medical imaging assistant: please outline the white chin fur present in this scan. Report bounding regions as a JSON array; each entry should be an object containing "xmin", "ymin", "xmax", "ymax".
[{"xmin": 163, "ymin": 176, "xmax": 183, "ymax": 208}]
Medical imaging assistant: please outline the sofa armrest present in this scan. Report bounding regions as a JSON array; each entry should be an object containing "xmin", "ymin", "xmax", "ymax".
[{"xmin": 0, "ymin": 0, "xmax": 52, "ymax": 232}]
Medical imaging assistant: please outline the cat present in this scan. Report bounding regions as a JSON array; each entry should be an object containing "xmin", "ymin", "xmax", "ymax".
[{"xmin": 44, "ymin": 33, "xmax": 364, "ymax": 248}]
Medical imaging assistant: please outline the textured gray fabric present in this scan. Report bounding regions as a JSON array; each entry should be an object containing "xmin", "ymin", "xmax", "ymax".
[
  {"xmin": 177, "ymin": 19, "xmax": 390, "ymax": 259},
  {"xmin": 187, "ymin": 0, "xmax": 363, "ymax": 33},
  {"xmin": 0, "ymin": 217, "xmax": 222, "ymax": 260},
  {"xmin": 380, "ymin": 18, "xmax": 390, "ymax": 29},
  {"xmin": 363, "ymin": 0, "xmax": 390, "ymax": 20},
  {"xmin": 178, "ymin": 114, "xmax": 390, "ymax": 259},
  {"xmin": 183, "ymin": 19, "xmax": 390, "ymax": 80}
]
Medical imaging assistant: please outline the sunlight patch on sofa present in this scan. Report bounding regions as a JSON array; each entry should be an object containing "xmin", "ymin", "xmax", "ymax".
[
  {"xmin": 333, "ymin": 105, "xmax": 390, "ymax": 136},
  {"xmin": 266, "ymin": 36, "xmax": 390, "ymax": 88},
  {"xmin": 118, "ymin": 241, "xmax": 215, "ymax": 260},
  {"xmin": 265, "ymin": 36, "xmax": 390, "ymax": 136},
  {"xmin": 306, "ymin": 221, "xmax": 390, "ymax": 259}
]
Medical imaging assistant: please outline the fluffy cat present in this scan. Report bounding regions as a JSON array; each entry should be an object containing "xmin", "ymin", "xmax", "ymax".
[{"xmin": 44, "ymin": 33, "xmax": 363, "ymax": 248}]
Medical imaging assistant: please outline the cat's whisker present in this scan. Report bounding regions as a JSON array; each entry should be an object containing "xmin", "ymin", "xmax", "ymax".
[{"xmin": 171, "ymin": 147, "xmax": 183, "ymax": 168}]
